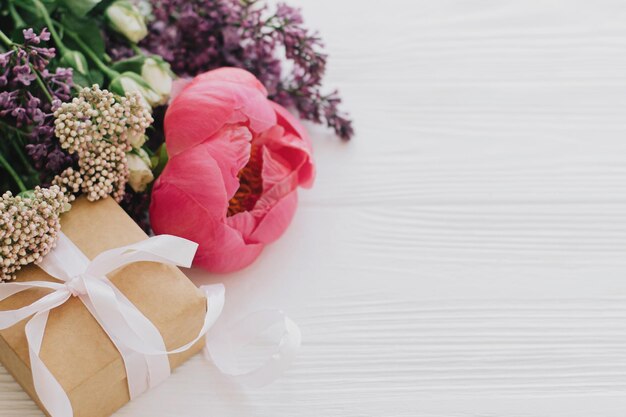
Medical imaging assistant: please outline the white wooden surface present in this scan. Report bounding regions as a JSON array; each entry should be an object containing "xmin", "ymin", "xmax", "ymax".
[{"xmin": 4, "ymin": 0, "xmax": 626, "ymax": 415}]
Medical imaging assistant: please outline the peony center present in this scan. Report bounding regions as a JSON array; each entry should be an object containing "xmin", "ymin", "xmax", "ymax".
[{"xmin": 227, "ymin": 144, "xmax": 263, "ymax": 216}]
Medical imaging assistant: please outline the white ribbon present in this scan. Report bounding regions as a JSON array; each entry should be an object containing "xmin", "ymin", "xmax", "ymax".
[
  {"xmin": 0, "ymin": 232, "xmax": 302, "ymax": 417},
  {"xmin": 205, "ymin": 310, "xmax": 301, "ymax": 388}
]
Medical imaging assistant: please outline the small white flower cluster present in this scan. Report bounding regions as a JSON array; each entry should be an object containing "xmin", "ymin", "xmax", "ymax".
[
  {"xmin": 0, "ymin": 186, "xmax": 70, "ymax": 282},
  {"xmin": 52, "ymin": 85, "xmax": 153, "ymax": 202}
]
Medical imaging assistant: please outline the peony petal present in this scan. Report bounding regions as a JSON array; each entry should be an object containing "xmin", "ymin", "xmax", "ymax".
[
  {"xmin": 150, "ymin": 180, "xmax": 222, "ymax": 242},
  {"xmin": 266, "ymin": 103, "xmax": 315, "ymax": 188},
  {"xmin": 189, "ymin": 68, "xmax": 276, "ymax": 134},
  {"xmin": 191, "ymin": 77, "xmax": 276, "ymax": 134},
  {"xmin": 165, "ymin": 69, "xmax": 277, "ymax": 156},
  {"xmin": 150, "ymin": 146, "xmax": 265, "ymax": 273},
  {"xmin": 250, "ymin": 190, "xmax": 299, "ymax": 244},
  {"xmin": 265, "ymin": 132, "xmax": 315, "ymax": 189},
  {"xmin": 194, "ymin": 237, "xmax": 264, "ymax": 273},
  {"xmin": 151, "ymin": 180, "xmax": 264, "ymax": 273},
  {"xmin": 154, "ymin": 143, "xmax": 229, "ymax": 218},
  {"xmin": 271, "ymin": 102, "xmax": 313, "ymax": 152},
  {"xmin": 194, "ymin": 67, "xmax": 268, "ymax": 96},
  {"xmin": 164, "ymin": 87, "xmax": 236, "ymax": 156},
  {"xmin": 203, "ymin": 125, "xmax": 253, "ymax": 198},
  {"xmin": 260, "ymin": 145, "xmax": 294, "ymax": 191},
  {"xmin": 169, "ymin": 77, "xmax": 193, "ymax": 102},
  {"xmin": 236, "ymin": 91, "xmax": 276, "ymax": 134},
  {"xmin": 225, "ymin": 211, "xmax": 257, "ymax": 238}
]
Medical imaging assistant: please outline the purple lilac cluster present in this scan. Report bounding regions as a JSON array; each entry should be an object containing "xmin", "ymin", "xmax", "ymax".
[
  {"xmin": 135, "ymin": 0, "xmax": 353, "ymax": 139},
  {"xmin": 0, "ymin": 29, "xmax": 74, "ymax": 183}
]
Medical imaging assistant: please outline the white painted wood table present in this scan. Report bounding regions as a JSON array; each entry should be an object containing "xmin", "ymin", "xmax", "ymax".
[{"xmin": 4, "ymin": 0, "xmax": 626, "ymax": 415}]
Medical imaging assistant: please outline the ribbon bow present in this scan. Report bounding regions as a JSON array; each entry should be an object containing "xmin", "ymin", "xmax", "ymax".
[
  {"xmin": 0, "ymin": 233, "xmax": 224, "ymax": 417},
  {"xmin": 0, "ymin": 233, "xmax": 302, "ymax": 417}
]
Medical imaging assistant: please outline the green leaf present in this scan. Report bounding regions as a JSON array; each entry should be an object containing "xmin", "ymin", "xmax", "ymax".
[
  {"xmin": 60, "ymin": 13, "xmax": 106, "ymax": 58},
  {"xmin": 89, "ymin": 69, "xmax": 104, "ymax": 86},
  {"xmin": 110, "ymin": 55, "xmax": 145, "ymax": 74},
  {"xmin": 71, "ymin": 71, "xmax": 90, "ymax": 88},
  {"xmin": 59, "ymin": 0, "xmax": 102, "ymax": 17},
  {"xmin": 152, "ymin": 144, "xmax": 169, "ymax": 179},
  {"xmin": 60, "ymin": 49, "xmax": 89, "ymax": 74}
]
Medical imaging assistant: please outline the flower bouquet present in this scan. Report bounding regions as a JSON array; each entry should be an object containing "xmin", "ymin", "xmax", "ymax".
[
  {"xmin": 0, "ymin": 0, "xmax": 349, "ymax": 416},
  {"xmin": 0, "ymin": 0, "xmax": 351, "ymax": 279}
]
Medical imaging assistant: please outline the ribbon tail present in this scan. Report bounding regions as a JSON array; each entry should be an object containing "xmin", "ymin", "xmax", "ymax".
[
  {"xmin": 0, "ymin": 283, "xmax": 66, "ymax": 329},
  {"xmin": 25, "ymin": 294, "xmax": 73, "ymax": 417},
  {"xmin": 204, "ymin": 310, "xmax": 302, "ymax": 388},
  {"xmin": 143, "ymin": 284, "xmax": 226, "ymax": 355},
  {"xmin": 86, "ymin": 235, "xmax": 198, "ymax": 278},
  {"xmin": 92, "ymin": 277, "xmax": 171, "ymax": 395},
  {"xmin": 83, "ymin": 279, "xmax": 225, "ymax": 357}
]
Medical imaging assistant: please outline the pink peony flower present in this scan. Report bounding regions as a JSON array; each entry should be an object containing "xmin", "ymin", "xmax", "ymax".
[{"xmin": 149, "ymin": 68, "xmax": 315, "ymax": 273}]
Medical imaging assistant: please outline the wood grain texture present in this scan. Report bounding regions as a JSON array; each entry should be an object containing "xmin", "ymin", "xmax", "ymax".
[{"xmin": 3, "ymin": 0, "xmax": 626, "ymax": 415}]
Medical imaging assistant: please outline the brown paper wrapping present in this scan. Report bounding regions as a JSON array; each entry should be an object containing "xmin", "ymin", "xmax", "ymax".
[{"xmin": 0, "ymin": 197, "xmax": 207, "ymax": 417}]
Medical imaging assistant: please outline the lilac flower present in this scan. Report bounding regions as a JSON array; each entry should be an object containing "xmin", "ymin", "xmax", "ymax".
[
  {"xmin": 22, "ymin": 28, "xmax": 51, "ymax": 44},
  {"xmin": 0, "ymin": 28, "xmax": 75, "ymax": 183},
  {"xmin": 0, "ymin": 51, "xmax": 13, "ymax": 66},
  {"xmin": 126, "ymin": 0, "xmax": 353, "ymax": 139},
  {"xmin": 13, "ymin": 64, "xmax": 35, "ymax": 86}
]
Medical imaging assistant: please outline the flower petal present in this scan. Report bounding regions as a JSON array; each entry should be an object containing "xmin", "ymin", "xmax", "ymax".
[
  {"xmin": 151, "ymin": 180, "xmax": 263, "ymax": 273},
  {"xmin": 150, "ymin": 145, "xmax": 266, "ymax": 273},
  {"xmin": 194, "ymin": 67, "xmax": 268, "ymax": 96},
  {"xmin": 164, "ymin": 87, "xmax": 236, "ymax": 156},
  {"xmin": 250, "ymin": 190, "xmax": 299, "ymax": 244},
  {"xmin": 226, "ymin": 211, "xmax": 257, "ymax": 238},
  {"xmin": 169, "ymin": 77, "xmax": 193, "ymax": 102},
  {"xmin": 194, "ymin": 236, "xmax": 264, "ymax": 273},
  {"xmin": 152, "ymin": 143, "xmax": 229, "ymax": 220},
  {"xmin": 271, "ymin": 134, "xmax": 315, "ymax": 188},
  {"xmin": 203, "ymin": 125, "xmax": 253, "ymax": 198},
  {"xmin": 165, "ymin": 68, "xmax": 277, "ymax": 156},
  {"xmin": 271, "ymin": 102, "xmax": 313, "ymax": 152},
  {"xmin": 260, "ymin": 144, "xmax": 294, "ymax": 191}
]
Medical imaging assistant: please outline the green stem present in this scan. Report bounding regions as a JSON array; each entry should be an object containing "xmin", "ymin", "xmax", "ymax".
[
  {"xmin": 8, "ymin": 2, "xmax": 26, "ymax": 29},
  {"xmin": 0, "ymin": 120, "xmax": 36, "ymax": 184},
  {"xmin": 31, "ymin": 0, "xmax": 68, "ymax": 54},
  {"xmin": 32, "ymin": 66, "xmax": 54, "ymax": 102},
  {"xmin": 130, "ymin": 43, "xmax": 145, "ymax": 56},
  {"xmin": 9, "ymin": 134, "xmax": 36, "ymax": 176},
  {"xmin": 11, "ymin": 1, "xmax": 37, "ymax": 14},
  {"xmin": 64, "ymin": 29, "xmax": 120, "ymax": 80},
  {"xmin": 0, "ymin": 29, "xmax": 13, "ymax": 48},
  {"xmin": 0, "ymin": 149, "xmax": 27, "ymax": 192},
  {"xmin": 0, "ymin": 118, "xmax": 29, "ymax": 137}
]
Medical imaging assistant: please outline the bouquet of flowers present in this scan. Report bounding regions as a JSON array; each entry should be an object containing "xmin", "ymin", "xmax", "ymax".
[{"xmin": 0, "ymin": 0, "xmax": 351, "ymax": 280}]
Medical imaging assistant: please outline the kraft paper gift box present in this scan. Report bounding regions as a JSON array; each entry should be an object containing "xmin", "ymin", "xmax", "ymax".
[{"xmin": 0, "ymin": 196, "xmax": 207, "ymax": 417}]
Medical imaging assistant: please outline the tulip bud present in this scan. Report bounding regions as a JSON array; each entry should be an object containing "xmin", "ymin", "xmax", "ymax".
[
  {"xmin": 126, "ymin": 149, "xmax": 154, "ymax": 192},
  {"xmin": 105, "ymin": 0, "xmax": 148, "ymax": 43},
  {"xmin": 141, "ymin": 58, "xmax": 172, "ymax": 105},
  {"xmin": 60, "ymin": 50, "xmax": 88, "ymax": 75},
  {"xmin": 110, "ymin": 72, "xmax": 161, "ymax": 109},
  {"xmin": 133, "ymin": 0, "xmax": 153, "ymax": 18},
  {"xmin": 128, "ymin": 130, "xmax": 147, "ymax": 149}
]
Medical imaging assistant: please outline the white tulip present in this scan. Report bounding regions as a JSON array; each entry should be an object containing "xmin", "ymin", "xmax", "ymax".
[
  {"xmin": 106, "ymin": 1, "xmax": 148, "ymax": 43},
  {"xmin": 114, "ymin": 73, "xmax": 161, "ymax": 109},
  {"xmin": 128, "ymin": 130, "xmax": 147, "ymax": 149},
  {"xmin": 126, "ymin": 151, "xmax": 154, "ymax": 192},
  {"xmin": 141, "ymin": 58, "xmax": 173, "ymax": 105}
]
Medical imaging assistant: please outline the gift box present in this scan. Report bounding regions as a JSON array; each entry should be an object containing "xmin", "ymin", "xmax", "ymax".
[{"xmin": 0, "ymin": 196, "xmax": 208, "ymax": 417}]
